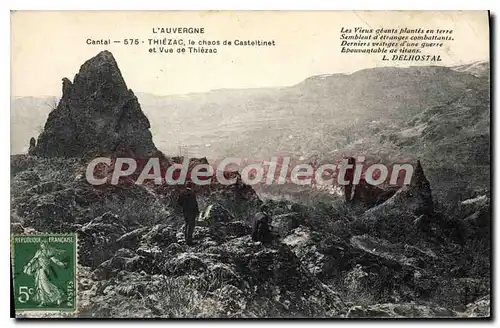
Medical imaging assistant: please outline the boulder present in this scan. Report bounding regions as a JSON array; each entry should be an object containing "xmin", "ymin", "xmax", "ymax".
[
  {"xmin": 431, "ymin": 278, "xmax": 490, "ymax": 309},
  {"xmin": 116, "ymin": 227, "xmax": 149, "ymax": 249},
  {"xmin": 352, "ymin": 183, "xmax": 398, "ymax": 207},
  {"xmin": 463, "ymin": 295, "xmax": 490, "ymax": 318},
  {"xmin": 222, "ymin": 221, "xmax": 251, "ymax": 239},
  {"xmin": 346, "ymin": 303, "xmax": 456, "ymax": 318},
  {"xmin": 459, "ymin": 195, "xmax": 490, "ymax": 234},
  {"xmin": 13, "ymin": 169, "xmax": 40, "ymax": 184},
  {"xmin": 11, "ymin": 222, "xmax": 25, "ymax": 234},
  {"xmin": 18, "ymin": 189, "xmax": 78, "ymax": 232},
  {"xmin": 10, "ymin": 154, "xmax": 37, "ymax": 176},
  {"xmin": 140, "ymin": 224, "xmax": 177, "ymax": 247},
  {"xmin": 164, "ymin": 252, "xmax": 212, "ymax": 276},
  {"xmin": 197, "ymin": 204, "xmax": 241, "ymax": 241},
  {"xmin": 199, "ymin": 203, "xmax": 234, "ymax": 227},
  {"xmin": 25, "ymin": 181, "xmax": 65, "ymax": 195},
  {"xmin": 351, "ymin": 160, "xmax": 435, "ymax": 242},
  {"xmin": 77, "ymin": 212, "xmax": 127, "ymax": 268},
  {"xmin": 364, "ymin": 160, "xmax": 434, "ymax": 218},
  {"xmin": 350, "ymin": 234, "xmax": 438, "ymax": 270},
  {"xmin": 283, "ymin": 226, "xmax": 370, "ymax": 282},
  {"xmin": 202, "ymin": 236, "xmax": 346, "ymax": 316},
  {"xmin": 272, "ymin": 212, "xmax": 302, "ymax": 238},
  {"xmin": 92, "ymin": 249, "xmax": 145, "ymax": 280},
  {"xmin": 283, "ymin": 227, "xmax": 443, "ymax": 303}
]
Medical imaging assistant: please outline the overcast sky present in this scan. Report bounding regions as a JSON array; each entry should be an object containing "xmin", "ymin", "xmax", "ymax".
[{"xmin": 11, "ymin": 11, "xmax": 489, "ymax": 97}]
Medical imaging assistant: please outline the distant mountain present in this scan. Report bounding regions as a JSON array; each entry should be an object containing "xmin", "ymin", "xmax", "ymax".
[
  {"xmin": 12, "ymin": 63, "xmax": 487, "ymax": 158},
  {"xmin": 11, "ymin": 96, "xmax": 57, "ymax": 153},
  {"xmin": 451, "ymin": 60, "xmax": 489, "ymax": 78}
]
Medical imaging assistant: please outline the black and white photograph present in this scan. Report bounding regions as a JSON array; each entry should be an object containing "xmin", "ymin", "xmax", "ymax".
[{"xmin": 9, "ymin": 10, "xmax": 491, "ymax": 319}]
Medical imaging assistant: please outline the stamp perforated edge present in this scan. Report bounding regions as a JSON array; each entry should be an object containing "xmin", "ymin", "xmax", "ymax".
[{"xmin": 11, "ymin": 232, "xmax": 79, "ymax": 318}]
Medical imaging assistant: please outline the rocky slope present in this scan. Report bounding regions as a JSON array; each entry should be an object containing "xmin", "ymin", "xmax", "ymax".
[
  {"xmin": 11, "ymin": 154, "xmax": 490, "ymax": 318},
  {"xmin": 10, "ymin": 51, "xmax": 490, "ymax": 318},
  {"xmin": 11, "ymin": 155, "xmax": 346, "ymax": 318}
]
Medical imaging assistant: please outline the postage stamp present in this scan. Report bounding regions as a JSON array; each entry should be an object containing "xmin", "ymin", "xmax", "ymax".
[{"xmin": 11, "ymin": 234, "xmax": 77, "ymax": 312}]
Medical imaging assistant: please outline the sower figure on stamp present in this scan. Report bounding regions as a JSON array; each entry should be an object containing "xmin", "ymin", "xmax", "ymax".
[
  {"xmin": 178, "ymin": 181, "xmax": 199, "ymax": 245},
  {"xmin": 251, "ymin": 205, "xmax": 273, "ymax": 243},
  {"xmin": 343, "ymin": 156, "xmax": 356, "ymax": 203},
  {"xmin": 22, "ymin": 240, "xmax": 66, "ymax": 307}
]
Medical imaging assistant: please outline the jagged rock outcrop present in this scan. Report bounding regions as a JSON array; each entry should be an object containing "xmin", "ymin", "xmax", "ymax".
[
  {"xmin": 364, "ymin": 160, "xmax": 434, "ymax": 218},
  {"xmin": 352, "ymin": 183, "xmax": 399, "ymax": 207},
  {"xmin": 198, "ymin": 203, "xmax": 235, "ymax": 228},
  {"xmin": 85, "ymin": 219, "xmax": 347, "ymax": 318},
  {"xmin": 282, "ymin": 225, "xmax": 453, "ymax": 305},
  {"xmin": 271, "ymin": 212, "xmax": 303, "ymax": 238},
  {"xmin": 33, "ymin": 50, "xmax": 157, "ymax": 158},
  {"xmin": 16, "ymin": 182, "xmax": 78, "ymax": 233},
  {"xmin": 462, "ymin": 295, "xmax": 490, "ymax": 317},
  {"xmin": 28, "ymin": 137, "xmax": 36, "ymax": 155},
  {"xmin": 78, "ymin": 212, "xmax": 127, "ymax": 268},
  {"xmin": 459, "ymin": 195, "xmax": 490, "ymax": 231},
  {"xmin": 349, "ymin": 160, "xmax": 436, "ymax": 243}
]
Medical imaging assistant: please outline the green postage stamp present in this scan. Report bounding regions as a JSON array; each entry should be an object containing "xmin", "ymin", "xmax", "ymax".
[{"xmin": 11, "ymin": 234, "xmax": 77, "ymax": 312}]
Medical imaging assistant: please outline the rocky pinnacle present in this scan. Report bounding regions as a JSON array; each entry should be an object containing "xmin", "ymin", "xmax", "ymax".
[{"xmin": 33, "ymin": 50, "xmax": 157, "ymax": 158}]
